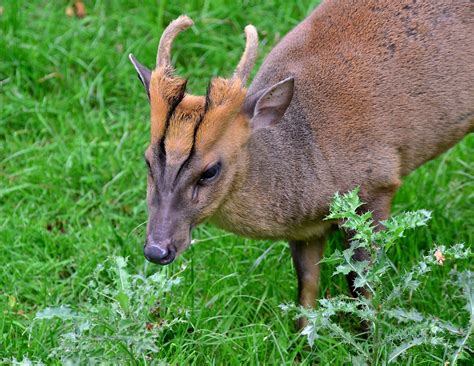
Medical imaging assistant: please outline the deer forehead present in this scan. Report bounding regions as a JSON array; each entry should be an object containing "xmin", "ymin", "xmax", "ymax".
[{"xmin": 149, "ymin": 69, "xmax": 249, "ymax": 167}]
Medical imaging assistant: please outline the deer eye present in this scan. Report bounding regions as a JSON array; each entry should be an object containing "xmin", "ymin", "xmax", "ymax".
[{"xmin": 199, "ymin": 162, "xmax": 222, "ymax": 184}]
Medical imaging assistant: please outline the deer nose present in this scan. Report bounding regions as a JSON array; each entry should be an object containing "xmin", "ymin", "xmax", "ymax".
[{"xmin": 144, "ymin": 238, "xmax": 176, "ymax": 265}]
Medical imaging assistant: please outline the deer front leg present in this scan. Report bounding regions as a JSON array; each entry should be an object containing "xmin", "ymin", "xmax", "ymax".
[
  {"xmin": 289, "ymin": 236, "xmax": 326, "ymax": 329},
  {"xmin": 346, "ymin": 190, "xmax": 395, "ymax": 298}
]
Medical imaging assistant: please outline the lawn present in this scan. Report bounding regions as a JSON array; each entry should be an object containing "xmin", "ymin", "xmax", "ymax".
[{"xmin": 0, "ymin": 1, "xmax": 472, "ymax": 364}]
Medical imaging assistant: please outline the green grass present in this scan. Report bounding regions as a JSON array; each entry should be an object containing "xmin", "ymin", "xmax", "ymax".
[{"xmin": 0, "ymin": 0, "xmax": 472, "ymax": 364}]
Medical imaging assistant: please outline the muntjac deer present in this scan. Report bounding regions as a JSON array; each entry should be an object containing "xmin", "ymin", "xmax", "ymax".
[{"xmin": 129, "ymin": 0, "xmax": 473, "ymax": 328}]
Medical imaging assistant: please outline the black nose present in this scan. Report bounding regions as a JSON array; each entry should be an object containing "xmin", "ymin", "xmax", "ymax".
[{"xmin": 144, "ymin": 243, "xmax": 176, "ymax": 265}]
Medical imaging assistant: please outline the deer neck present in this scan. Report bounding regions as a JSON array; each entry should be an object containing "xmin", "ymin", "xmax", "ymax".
[{"xmin": 210, "ymin": 123, "xmax": 333, "ymax": 240}]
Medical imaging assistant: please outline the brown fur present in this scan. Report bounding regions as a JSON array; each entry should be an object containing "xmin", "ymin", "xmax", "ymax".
[
  {"xmin": 149, "ymin": 70, "xmax": 248, "ymax": 163},
  {"xmin": 164, "ymin": 96, "xmax": 205, "ymax": 165},
  {"xmin": 149, "ymin": 67, "xmax": 187, "ymax": 141},
  {"xmin": 136, "ymin": 0, "xmax": 473, "ymax": 328},
  {"xmin": 214, "ymin": 0, "xmax": 473, "ymax": 322},
  {"xmin": 196, "ymin": 78, "xmax": 247, "ymax": 153},
  {"xmin": 223, "ymin": 0, "xmax": 473, "ymax": 238}
]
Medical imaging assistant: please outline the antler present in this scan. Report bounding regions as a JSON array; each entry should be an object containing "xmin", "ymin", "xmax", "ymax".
[
  {"xmin": 156, "ymin": 15, "xmax": 194, "ymax": 69},
  {"xmin": 232, "ymin": 25, "xmax": 259, "ymax": 85}
]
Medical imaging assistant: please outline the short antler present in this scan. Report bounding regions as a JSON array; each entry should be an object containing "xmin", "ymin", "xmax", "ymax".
[
  {"xmin": 156, "ymin": 15, "xmax": 194, "ymax": 69},
  {"xmin": 232, "ymin": 25, "xmax": 259, "ymax": 85}
]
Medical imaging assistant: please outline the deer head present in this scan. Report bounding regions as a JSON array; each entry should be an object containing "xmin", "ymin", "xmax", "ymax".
[{"xmin": 129, "ymin": 16, "xmax": 294, "ymax": 264}]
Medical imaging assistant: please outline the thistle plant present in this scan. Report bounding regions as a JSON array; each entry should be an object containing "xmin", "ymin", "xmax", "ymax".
[
  {"xmin": 29, "ymin": 257, "xmax": 183, "ymax": 365},
  {"xmin": 282, "ymin": 188, "xmax": 473, "ymax": 365}
]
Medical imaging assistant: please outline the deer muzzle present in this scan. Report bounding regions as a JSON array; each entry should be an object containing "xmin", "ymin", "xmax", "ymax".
[{"xmin": 144, "ymin": 236, "xmax": 177, "ymax": 265}]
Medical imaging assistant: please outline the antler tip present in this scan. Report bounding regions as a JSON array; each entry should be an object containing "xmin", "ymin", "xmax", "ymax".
[
  {"xmin": 174, "ymin": 15, "xmax": 194, "ymax": 29},
  {"xmin": 156, "ymin": 15, "xmax": 195, "ymax": 68},
  {"xmin": 232, "ymin": 24, "xmax": 259, "ymax": 84},
  {"xmin": 244, "ymin": 24, "xmax": 257, "ymax": 36}
]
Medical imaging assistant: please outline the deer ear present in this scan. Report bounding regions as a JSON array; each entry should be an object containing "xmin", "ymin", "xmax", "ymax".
[
  {"xmin": 129, "ymin": 54, "xmax": 152, "ymax": 99},
  {"xmin": 244, "ymin": 77, "xmax": 294, "ymax": 130}
]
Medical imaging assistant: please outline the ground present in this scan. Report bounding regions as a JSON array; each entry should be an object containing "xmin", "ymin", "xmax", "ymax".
[{"xmin": 0, "ymin": 1, "xmax": 473, "ymax": 364}]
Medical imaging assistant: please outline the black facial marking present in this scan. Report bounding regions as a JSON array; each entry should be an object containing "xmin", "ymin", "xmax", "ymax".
[
  {"xmin": 158, "ymin": 138, "xmax": 167, "ymax": 170},
  {"xmin": 172, "ymin": 107, "xmax": 207, "ymax": 186},
  {"xmin": 164, "ymin": 79, "xmax": 188, "ymax": 135},
  {"xmin": 204, "ymin": 80, "xmax": 213, "ymax": 112},
  {"xmin": 157, "ymin": 79, "xmax": 188, "ymax": 173},
  {"xmin": 171, "ymin": 80, "xmax": 215, "ymax": 186},
  {"xmin": 155, "ymin": 79, "xmax": 214, "ymax": 189},
  {"xmin": 151, "ymin": 144, "xmax": 163, "ymax": 181}
]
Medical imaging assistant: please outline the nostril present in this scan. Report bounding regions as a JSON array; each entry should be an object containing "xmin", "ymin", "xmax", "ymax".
[
  {"xmin": 144, "ymin": 244, "xmax": 169, "ymax": 263},
  {"xmin": 159, "ymin": 245, "xmax": 176, "ymax": 265}
]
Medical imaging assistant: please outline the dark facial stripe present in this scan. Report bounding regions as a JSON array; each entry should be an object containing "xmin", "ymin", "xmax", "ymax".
[
  {"xmin": 171, "ymin": 82, "xmax": 214, "ymax": 186},
  {"xmin": 158, "ymin": 80, "xmax": 213, "ymax": 188},
  {"xmin": 196, "ymin": 80, "xmax": 213, "ymax": 141},
  {"xmin": 204, "ymin": 80, "xmax": 213, "ymax": 112},
  {"xmin": 172, "ymin": 106, "xmax": 208, "ymax": 186},
  {"xmin": 164, "ymin": 79, "xmax": 188, "ymax": 135},
  {"xmin": 157, "ymin": 79, "xmax": 188, "ymax": 173}
]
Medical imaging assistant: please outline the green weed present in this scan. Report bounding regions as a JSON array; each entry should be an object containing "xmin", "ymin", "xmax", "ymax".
[
  {"xmin": 28, "ymin": 257, "xmax": 183, "ymax": 364},
  {"xmin": 283, "ymin": 189, "xmax": 473, "ymax": 365}
]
